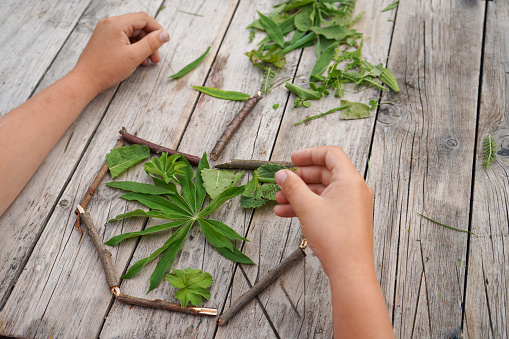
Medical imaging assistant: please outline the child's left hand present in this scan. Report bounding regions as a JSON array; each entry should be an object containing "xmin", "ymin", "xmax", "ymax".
[{"xmin": 72, "ymin": 12, "xmax": 169, "ymax": 94}]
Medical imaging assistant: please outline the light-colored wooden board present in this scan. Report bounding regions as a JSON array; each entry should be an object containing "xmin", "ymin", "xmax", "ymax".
[
  {"xmin": 0, "ymin": 1, "xmax": 240, "ymax": 338},
  {"xmin": 100, "ymin": 0, "xmax": 303, "ymax": 337},
  {"xmin": 367, "ymin": 0, "xmax": 485, "ymax": 337},
  {"xmin": 0, "ymin": 0, "xmax": 92, "ymax": 114},
  {"xmin": 464, "ymin": 0, "xmax": 509, "ymax": 337},
  {"xmin": 0, "ymin": 0, "xmax": 160, "ymax": 310},
  {"xmin": 216, "ymin": 0, "xmax": 397, "ymax": 337}
]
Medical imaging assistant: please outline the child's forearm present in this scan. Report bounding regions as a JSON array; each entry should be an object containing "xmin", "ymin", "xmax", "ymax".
[{"xmin": 0, "ymin": 70, "xmax": 99, "ymax": 216}]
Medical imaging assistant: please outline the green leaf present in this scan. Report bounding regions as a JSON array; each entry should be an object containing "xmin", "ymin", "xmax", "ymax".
[
  {"xmin": 198, "ymin": 219, "xmax": 233, "ymax": 251},
  {"xmin": 178, "ymin": 156, "xmax": 198, "ymax": 214},
  {"xmin": 240, "ymin": 193, "xmax": 267, "ymax": 209},
  {"xmin": 191, "ymin": 86, "xmax": 251, "ymax": 101},
  {"xmin": 339, "ymin": 100, "xmax": 371, "ymax": 120},
  {"xmin": 255, "ymin": 163, "xmax": 287, "ymax": 183},
  {"xmin": 106, "ymin": 181, "xmax": 175, "ymax": 195},
  {"xmin": 260, "ymin": 183, "xmax": 280, "ymax": 200},
  {"xmin": 148, "ymin": 221, "xmax": 193, "ymax": 292},
  {"xmin": 311, "ymin": 25, "xmax": 357, "ymax": 41},
  {"xmin": 199, "ymin": 186, "xmax": 245, "ymax": 217},
  {"xmin": 215, "ymin": 246, "xmax": 255, "ymax": 264},
  {"xmin": 201, "ymin": 169, "xmax": 244, "ymax": 199},
  {"xmin": 168, "ymin": 47, "xmax": 210, "ymax": 79},
  {"xmin": 294, "ymin": 5, "xmax": 313, "ymax": 31},
  {"xmin": 143, "ymin": 153, "xmax": 186, "ymax": 184},
  {"xmin": 272, "ymin": 103, "xmax": 280, "ymax": 109},
  {"xmin": 195, "ymin": 153, "xmax": 209, "ymax": 211},
  {"xmin": 381, "ymin": 0, "xmax": 399, "ymax": 12},
  {"xmin": 293, "ymin": 104, "xmax": 351, "ymax": 125},
  {"xmin": 202, "ymin": 218, "xmax": 248, "ymax": 241},
  {"xmin": 283, "ymin": 32, "xmax": 316, "ymax": 54},
  {"xmin": 107, "ymin": 209, "xmax": 181, "ymax": 223},
  {"xmin": 120, "ymin": 192, "xmax": 191, "ymax": 219},
  {"xmin": 106, "ymin": 145, "xmax": 150, "ymax": 178},
  {"xmin": 257, "ymin": 11, "xmax": 285, "ymax": 48},
  {"xmin": 418, "ymin": 213, "xmax": 476, "ymax": 235},
  {"xmin": 482, "ymin": 134, "xmax": 498, "ymax": 169},
  {"xmin": 311, "ymin": 42, "xmax": 339, "ymax": 78},
  {"xmin": 104, "ymin": 220, "xmax": 184, "ymax": 246},
  {"xmin": 245, "ymin": 46, "xmax": 286, "ymax": 69},
  {"xmin": 166, "ymin": 267, "xmax": 213, "ymax": 307},
  {"xmin": 120, "ymin": 221, "xmax": 191, "ymax": 280},
  {"xmin": 152, "ymin": 178, "xmax": 194, "ymax": 213},
  {"xmin": 285, "ymin": 82, "xmax": 322, "ymax": 100},
  {"xmin": 285, "ymin": 0, "xmax": 315, "ymax": 11}
]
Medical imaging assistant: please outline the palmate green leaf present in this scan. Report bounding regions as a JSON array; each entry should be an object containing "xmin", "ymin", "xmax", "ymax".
[
  {"xmin": 107, "ymin": 209, "xmax": 181, "ymax": 223},
  {"xmin": 339, "ymin": 99, "xmax": 371, "ymax": 120},
  {"xmin": 106, "ymin": 181, "xmax": 175, "ymax": 195},
  {"xmin": 105, "ymin": 220, "xmax": 184, "ymax": 246},
  {"xmin": 198, "ymin": 219, "xmax": 233, "ymax": 251},
  {"xmin": 166, "ymin": 268, "xmax": 213, "ymax": 307},
  {"xmin": 144, "ymin": 153, "xmax": 185, "ymax": 184},
  {"xmin": 191, "ymin": 86, "xmax": 251, "ymax": 101},
  {"xmin": 257, "ymin": 11, "xmax": 285, "ymax": 48},
  {"xmin": 201, "ymin": 169, "xmax": 244, "ymax": 199},
  {"xmin": 285, "ymin": 82, "xmax": 322, "ymax": 100},
  {"xmin": 168, "ymin": 47, "xmax": 210, "ymax": 79},
  {"xmin": 151, "ymin": 178, "xmax": 193, "ymax": 213},
  {"xmin": 215, "ymin": 246, "xmax": 255, "ymax": 264},
  {"xmin": 255, "ymin": 163, "xmax": 288, "ymax": 183},
  {"xmin": 106, "ymin": 145, "xmax": 150, "ymax": 178},
  {"xmin": 199, "ymin": 186, "xmax": 245, "ymax": 217},
  {"xmin": 178, "ymin": 156, "xmax": 198, "ymax": 213},
  {"xmin": 120, "ymin": 192, "xmax": 191, "ymax": 218},
  {"xmin": 195, "ymin": 153, "xmax": 209, "ymax": 211},
  {"xmin": 202, "ymin": 218, "xmax": 248, "ymax": 241}
]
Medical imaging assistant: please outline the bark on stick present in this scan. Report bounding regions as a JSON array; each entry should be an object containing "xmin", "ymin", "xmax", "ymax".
[
  {"xmin": 210, "ymin": 93, "xmax": 263, "ymax": 161},
  {"xmin": 217, "ymin": 247, "xmax": 306, "ymax": 326},
  {"xmin": 117, "ymin": 294, "xmax": 217, "ymax": 316},
  {"xmin": 215, "ymin": 159, "xmax": 294, "ymax": 171}
]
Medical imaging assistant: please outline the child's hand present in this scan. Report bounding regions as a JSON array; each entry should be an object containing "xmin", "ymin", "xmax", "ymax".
[
  {"xmin": 72, "ymin": 12, "xmax": 170, "ymax": 94},
  {"xmin": 274, "ymin": 146, "xmax": 375, "ymax": 280}
]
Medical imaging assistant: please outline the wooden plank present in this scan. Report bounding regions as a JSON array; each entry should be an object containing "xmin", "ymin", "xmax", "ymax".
[
  {"xmin": 0, "ymin": 0, "xmax": 135, "ymax": 310},
  {"xmin": 216, "ymin": 0, "xmax": 397, "ymax": 337},
  {"xmin": 0, "ymin": 0, "xmax": 92, "ymax": 114},
  {"xmin": 367, "ymin": 0, "xmax": 485, "ymax": 338},
  {"xmin": 99, "ymin": 0, "xmax": 303, "ymax": 337},
  {"xmin": 464, "ymin": 0, "xmax": 509, "ymax": 337},
  {"xmin": 0, "ymin": 1, "xmax": 240, "ymax": 338}
]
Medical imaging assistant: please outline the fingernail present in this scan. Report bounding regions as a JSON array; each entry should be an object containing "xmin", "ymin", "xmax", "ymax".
[
  {"xmin": 159, "ymin": 31, "xmax": 169, "ymax": 43},
  {"xmin": 274, "ymin": 170, "xmax": 288, "ymax": 187}
]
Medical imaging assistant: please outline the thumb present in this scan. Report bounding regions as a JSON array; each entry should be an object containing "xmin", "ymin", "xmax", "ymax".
[
  {"xmin": 131, "ymin": 29, "xmax": 169, "ymax": 63},
  {"xmin": 275, "ymin": 170, "xmax": 320, "ymax": 214}
]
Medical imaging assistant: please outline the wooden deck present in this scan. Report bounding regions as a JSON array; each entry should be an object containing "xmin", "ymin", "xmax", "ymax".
[{"xmin": 0, "ymin": 0, "xmax": 507, "ymax": 338}]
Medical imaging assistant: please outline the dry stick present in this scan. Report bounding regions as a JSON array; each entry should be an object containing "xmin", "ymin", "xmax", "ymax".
[
  {"xmin": 210, "ymin": 92, "xmax": 263, "ymax": 161},
  {"xmin": 215, "ymin": 159, "xmax": 294, "ymax": 171},
  {"xmin": 119, "ymin": 127, "xmax": 201, "ymax": 166},
  {"xmin": 74, "ymin": 139, "xmax": 126, "ymax": 231},
  {"xmin": 77, "ymin": 205, "xmax": 120, "ymax": 295},
  {"xmin": 117, "ymin": 294, "xmax": 217, "ymax": 316},
  {"xmin": 217, "ymin": 246, "xmax": 306, "ymax": 326},
  {"xmin": 77, "ymin": 205, "xmax": 217, "ymax": 316}
]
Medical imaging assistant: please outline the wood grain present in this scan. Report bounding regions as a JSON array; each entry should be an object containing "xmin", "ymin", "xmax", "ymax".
[
  {"xmin": 464, "ymin": 0, "xmax": 509, "ymax": 337},
  {"xmin": 367, "ymin": 0, "xmax": 485, "ymax": 337}
]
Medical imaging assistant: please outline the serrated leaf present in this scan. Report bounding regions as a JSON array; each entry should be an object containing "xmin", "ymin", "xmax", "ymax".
[
  {"xmin": 106, "ymin": 145, "xmax": 150, "ymax": 178},
  {"xmin": 106, "ymin": 181, "xmax": 175, "ymax": 195},
  {"xmin": 339, "ymin": 100, "xmax": 371, "ymax": 120},
  {"xmin": 201, "ymin": 169, "xmax": 244, "ymax": 199},
  {"xmin": 168, "ymin": 47, "xmax": 210, "ymax": 79},
  {"xmin": 191, "ymin": 86, "xmax": 251, "ymax": 101},
  {"xmin": 240, "ymin": 192, "xmax": 267, "ymax": 209},
  {"xmin": 260, "ymin": 183, "xmax": 280, "ymax": 200},
  {"xmin": 255, "ymin": 163, "xmax": 288, "ymax": 183},
  {"xmin": 104, "ymin": 220, "xmax": 184, "ymax": 246},
  {"xmin": 166, "ymin": 267, "xmax": 213, "ymax": 307}
]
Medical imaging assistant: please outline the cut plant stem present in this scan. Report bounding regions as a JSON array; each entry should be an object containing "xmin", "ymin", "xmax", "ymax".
[
  {"xmin": 77, "ymin": 205, "xmax": 119, "ymax": 294},
  {"xmin": 116, "ymin": 294, "xmax": 217, "ymax": 316},
  {"xmin": 294, "ymin": 104, "xmax": 351, "ymax": 126},
  {"xmin": 217, "ymin": 247, "xmax": 306, "ymax": 326},
  {"xmin": 215, "ymin": 159, "xmax": 294, "ymax": 170},
  {"xmin": 210, "ymin": 93, "xmax": 263, "ymax": 161},
  {"xmin": 74, "ymin": 139, "xmax": 125, "ymax": 231},
  {"xmin": 119, "ymin": 127, "xmax": 201, "ymax": 165},
  {"xmin": 418, "ymin": 213, "xmax": 477, "ymax": 235}
]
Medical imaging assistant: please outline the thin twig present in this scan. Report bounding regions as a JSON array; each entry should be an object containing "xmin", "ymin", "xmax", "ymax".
[
  {"xmin": 117, "ymin": 294, "xmax": 217, "ymax": 316},
  {"xmin": 119, "ymin": 127, "xmax": 201, "ymax": 165},
  {"xmin": 77, "ymin": 205, "xmax": 119, "ymax": 294},
  {"xmin": 74, "ymin": 139, "xmax": 125, "ymax": 231},
  {"xmin": 210, "ymin": 93, "xmax": 263, "ymax": 161},
  {"xmin": 215, "ymin": 159, "xmax": 294, "ymax": 171},
  {"xmin": 217, "ymin": 247, "xmax": 306, "ymax": 326}
]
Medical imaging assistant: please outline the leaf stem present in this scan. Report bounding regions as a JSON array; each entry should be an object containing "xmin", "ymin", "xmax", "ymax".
[{"xmin": 418, "ymin": 213, "xmax": 477, "ymax": 235}]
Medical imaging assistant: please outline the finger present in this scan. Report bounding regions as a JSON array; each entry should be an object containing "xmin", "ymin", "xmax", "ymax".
[
  {"xmin": 275, "ymin": 170, "xmax": 321, "ymax": 217},
  {"xmin": 130, "ymin": 29, "xmax": 169, "ymax": 64},
  {"xmin": 294, "ymin": 166, "xmax": 332, "ymax": 186},
  {"xmin": 275, "ymin": 184, "xmax": 326, "ymax": 204},
  {"xmin": 141, "ymin": 58, "xmax": 150, "ymax": 66},
  {"xmin": 115, "ymin": 12, "xmax": 164, "ymax": 35},
  {"xmin": 149, "ymin": 50, "xmax": 161, "ymax": 63},
  {"xmin": 273, "ymin": 204, "xmax": 297, "ymax": 218},
  {"xmin": 291, "ymin": 146, "xmax": 358, "ymax": 175}
]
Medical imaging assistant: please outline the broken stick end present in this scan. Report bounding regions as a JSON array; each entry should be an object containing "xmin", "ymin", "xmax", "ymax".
[
  {"xmin": 77, "ymin": 205, "xmax": 85, "ymax": 214},
  {"xmin": 210, "ymin": 153, "xmax": 219, "ymax": 161}
]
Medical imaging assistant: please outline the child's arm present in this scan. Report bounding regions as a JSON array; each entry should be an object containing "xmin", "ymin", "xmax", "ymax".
[
  {"xmin": 274, "ymin": 146, "xmax": 394, "ymax": 338},
  {"xmin": 0, "ymin": 12, "xmax": 169, "ymax": 217}
]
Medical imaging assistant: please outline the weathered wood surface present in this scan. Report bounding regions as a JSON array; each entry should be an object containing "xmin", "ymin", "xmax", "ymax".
[
  {"xmin": 464, "ymin": 0, "xmax": 509, "ymax": 338},
  {"xmin": 1, "ymin": 0, "xmax": 508, "ymax": 338},
  {"xmin": 367, "ymin": 1, "xmax": 484, "ymax": 338}
]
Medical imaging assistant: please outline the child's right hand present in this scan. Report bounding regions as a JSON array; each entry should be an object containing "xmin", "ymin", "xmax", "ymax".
[
  {"xmin": 274, "ymin": 146, "xmax": 375, "ymax": 281},
  {"xmin": 72, "ymin": 12, "xmax": 170, "ymax": 94}
]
